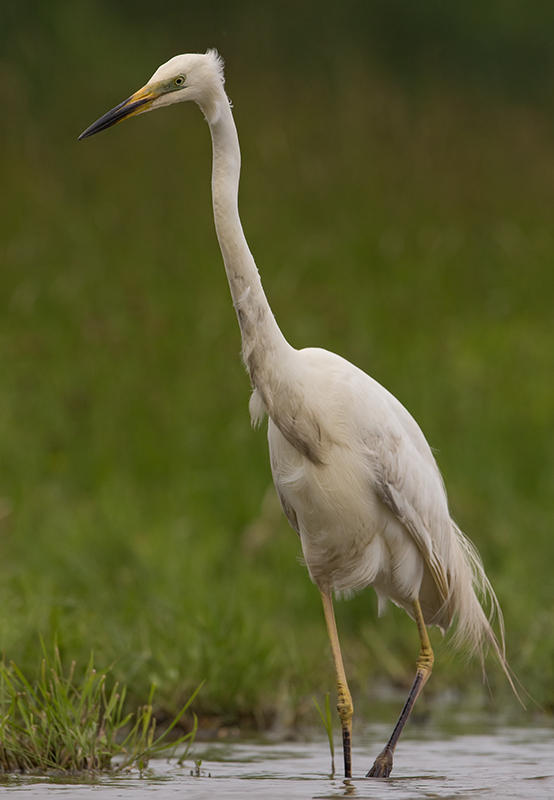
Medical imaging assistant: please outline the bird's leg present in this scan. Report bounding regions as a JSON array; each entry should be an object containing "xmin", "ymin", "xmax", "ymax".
[
  {"xmin": 367, "ymin": 598, "xmax": 434, "ymax": 778},
  {"xmin": 320, "ymin": 590, "xmax": 354, "ymax": 779}
]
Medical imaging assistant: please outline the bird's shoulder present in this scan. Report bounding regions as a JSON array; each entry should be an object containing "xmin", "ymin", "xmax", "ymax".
[
  {"xmin": 295, "ymin": 347, "xmax": 433, "ymax": 454},
  {"xmin": 266, "ymin": 346, "xmax": 445, "ymax": 495},
  {"xmin": 294, "ymin": 347, "xmax": 448, "ymax": 504}
]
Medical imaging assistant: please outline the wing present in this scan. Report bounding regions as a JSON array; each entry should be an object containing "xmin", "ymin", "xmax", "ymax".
[
  {"xmin": 275, "ymin": 486, "xmax": 300, "ymax": 535},
  {"xmin": 368, "ymin": 423, "xmax": 452, "ymax": 612}
]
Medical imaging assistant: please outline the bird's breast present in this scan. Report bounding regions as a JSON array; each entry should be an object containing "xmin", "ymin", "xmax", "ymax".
[{"xmin": 267, "ymin": 417, "xmax": 394, "ymax": 594}]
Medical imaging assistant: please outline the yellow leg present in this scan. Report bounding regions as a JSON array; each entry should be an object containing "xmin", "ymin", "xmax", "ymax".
[
  {"xmin": 367, "ymin": 598, "xmax": 434, "ymax": 778},
  {"xmin": 321, "ymin": 590, "xmax": 354, "ymax": 778}
]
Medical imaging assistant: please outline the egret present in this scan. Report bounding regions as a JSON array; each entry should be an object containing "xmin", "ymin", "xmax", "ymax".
[{"xmin": 79, "ymin": 50, "xmax": 517, "ymax": 778}]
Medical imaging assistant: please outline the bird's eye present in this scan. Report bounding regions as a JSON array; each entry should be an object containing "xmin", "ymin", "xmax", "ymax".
[{"xmin": 174, "ymin": 76, "xmax": 185, "ymax": 87}]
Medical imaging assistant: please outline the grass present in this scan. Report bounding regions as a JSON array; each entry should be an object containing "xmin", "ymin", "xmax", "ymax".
[
  {"xmin": 0, "ymin": 3, "xmax": 553, "ymax": 733},
  {"xmin": 314, "ymin": 693, "xmax": 335, "ymax": 778},
  {"xmin": 0, "ymin": 645, "xmax": 198, "ymax": 774}
]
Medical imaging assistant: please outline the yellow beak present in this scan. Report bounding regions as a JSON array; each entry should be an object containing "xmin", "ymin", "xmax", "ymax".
[{"xmin": 78, "ymin": 85, "xmax": 156, "ymax": 140}]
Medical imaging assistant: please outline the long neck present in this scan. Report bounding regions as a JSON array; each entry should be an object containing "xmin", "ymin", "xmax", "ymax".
[{"xmin": 206, "ymin": 93, "xmax": 292, "ymax": 393}]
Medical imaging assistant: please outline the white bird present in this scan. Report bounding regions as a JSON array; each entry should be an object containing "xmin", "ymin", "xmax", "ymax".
[{"xmin": 79, "ymin": 50, "xmax": 517, "ymax": 779}]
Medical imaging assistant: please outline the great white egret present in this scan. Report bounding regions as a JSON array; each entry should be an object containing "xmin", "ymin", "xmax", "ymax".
[{"xmin": 79, "ymin": 50, "xmax": 517, "ymax": 779}]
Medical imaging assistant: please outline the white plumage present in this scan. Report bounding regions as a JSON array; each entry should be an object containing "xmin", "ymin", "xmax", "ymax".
[
  {"xmin": 80, "ymin": 49, "xmax": 515, "ymax": 779},
  {"xmin": 260, "ymin": 347, "xmax": 501, "ymax": 645}
]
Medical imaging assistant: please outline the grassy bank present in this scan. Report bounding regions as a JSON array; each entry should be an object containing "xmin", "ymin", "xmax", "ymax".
[
  {"xmin": 0, "ymin": 646, "xmax": 197, "ymax": 773},
  {"xmin": 1, "ymin": 4, "xmax": 553, "ymax": 725}
]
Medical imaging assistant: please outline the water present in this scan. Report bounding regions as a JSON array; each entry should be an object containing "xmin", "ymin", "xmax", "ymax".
[{"xmin": 2, "ymin": 723, "xmax": 553, "ymax": 799}]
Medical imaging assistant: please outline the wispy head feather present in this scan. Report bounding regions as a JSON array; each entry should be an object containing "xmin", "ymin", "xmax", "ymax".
[{"xmin": 205, "ymin": 48, "xmax": 225, "ymax": 84}]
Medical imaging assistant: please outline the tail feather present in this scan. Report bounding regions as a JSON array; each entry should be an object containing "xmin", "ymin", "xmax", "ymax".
[{"xmin": 447, "ymin": 523, "xmax": 523, "ymax": 705}]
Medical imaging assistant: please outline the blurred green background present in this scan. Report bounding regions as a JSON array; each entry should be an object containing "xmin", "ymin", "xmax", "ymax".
[{"xmin": 1, "ymin": 0, "xmax": 553, "ymax": 727}]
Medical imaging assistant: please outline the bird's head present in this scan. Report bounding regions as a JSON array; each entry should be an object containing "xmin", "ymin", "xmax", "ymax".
[{"xmin": 79, "ymin": 50, "xmax": 225, "ymax": 140}]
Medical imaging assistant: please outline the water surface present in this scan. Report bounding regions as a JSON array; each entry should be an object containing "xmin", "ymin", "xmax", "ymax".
[{"xmin": 2, "ymin": 723, "xmax": 553, "ymax": 799}]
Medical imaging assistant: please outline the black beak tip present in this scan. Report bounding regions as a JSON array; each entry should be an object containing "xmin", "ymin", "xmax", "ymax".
[
  {"xmin": 78, "ymin": 121, "xmax": 101, "ymax": 141},
  {"xmin": 77, "ymin": 95, "xmax": 151, "ymax": 142}
]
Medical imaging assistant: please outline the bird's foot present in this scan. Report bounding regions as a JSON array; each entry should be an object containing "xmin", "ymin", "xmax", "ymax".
[{"xmin": 366, "ymin": 748, "xmax": 393, "ymax": 778}]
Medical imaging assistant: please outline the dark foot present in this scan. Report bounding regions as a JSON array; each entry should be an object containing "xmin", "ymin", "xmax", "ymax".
[
  {"xmin": 366, "ymin": 748, "xmax": 393, "ymax": 778},
  {"xmin": 342, "ymin": 727, "xmax": 352, "ymax": 779}
]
